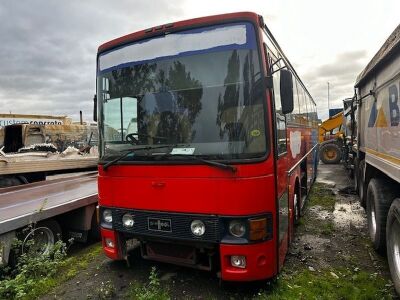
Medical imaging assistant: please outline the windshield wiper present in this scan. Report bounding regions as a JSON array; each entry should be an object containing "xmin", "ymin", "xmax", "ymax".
[
  {"xmin": 157, "ymin": 153, "xmax": 237, "ymax": 173},
  {"xmin": 102, "ymin": 145, "xmax": 175, "ymax": 171}
]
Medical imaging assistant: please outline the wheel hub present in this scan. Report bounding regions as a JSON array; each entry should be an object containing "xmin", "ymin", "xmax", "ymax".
[
  {"xmin": 370, "ymin": 200, "xmax": 377, "ymax": 239},
  {"xmin": 22, "ymin": 227, "xmax": 55, "ymax": 256},
  {"xmin": 390, "ymin": 219, "xmax": 400, "ymax": 278},
  {"xmin": 325, "ymin": 150, "xmax": 337, "ymax": 160},
  {"xmin": 294, "ymin": 193, "xmax": 299, "ymax": 221}
]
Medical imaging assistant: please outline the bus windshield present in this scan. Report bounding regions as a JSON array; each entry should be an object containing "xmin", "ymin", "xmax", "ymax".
[{"xmin": 97, "ymin": 22, "xmax": 267, "ymax": 161}]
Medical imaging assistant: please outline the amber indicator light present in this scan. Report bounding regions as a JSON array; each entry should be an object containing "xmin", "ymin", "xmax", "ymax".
[{"xmin": 249, "ymin": 218, "xmax": 267, "ymax": 241}]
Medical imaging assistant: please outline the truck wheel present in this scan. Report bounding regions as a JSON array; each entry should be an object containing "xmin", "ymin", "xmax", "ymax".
[
  {"xmin": 319, "ymin": 143, "xmax": 341, "ymax": 164},
  {"xmin": 22, "ymin": 220, "xmax": 62, "ymax": 256},
  {"xmin": 358, "ymin": 160, "xmax": 366, "ymax": 208},
  {"xmin": 387, "ymin": 198, "xmax": 400, "ymax": 295},
  {"xmin": 353, "ymin": 158, "xmax": 359, "ymax": 192},
  {"xmin": 0, "ymin": 175, "xmax": 27, "ymax": 188},
  {"xmin": 366, "ymin": 179, "xmax": 396, "ymax": 254}
]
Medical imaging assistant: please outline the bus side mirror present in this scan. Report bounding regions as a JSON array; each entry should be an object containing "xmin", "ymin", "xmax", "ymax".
[
  {"xmin": 93, "ymin": 94, "xmax": 97, "ymax": 122},
  {"xmin": 280, "ymin": 69, "xmax": 294, "ymax": 114}
]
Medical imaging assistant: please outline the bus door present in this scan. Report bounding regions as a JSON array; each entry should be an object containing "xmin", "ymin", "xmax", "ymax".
[{"xmin": 272, "ymin": 68, "xmax": 289, "ymax": 269}]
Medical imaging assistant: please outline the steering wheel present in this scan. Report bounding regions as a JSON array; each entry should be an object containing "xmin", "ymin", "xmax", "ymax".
[
  {"xmin": 126, "ymin": 133, "xmax": 169, "ymax": 145},
  {"xmin": 125, "ymin": 133, "xmax": 139, "ymax": 145}
]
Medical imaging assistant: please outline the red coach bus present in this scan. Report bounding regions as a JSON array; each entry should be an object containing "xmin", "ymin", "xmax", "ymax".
[{"xmin": 96, "ymin": 12, "xmax": 318, "ymax": 281}]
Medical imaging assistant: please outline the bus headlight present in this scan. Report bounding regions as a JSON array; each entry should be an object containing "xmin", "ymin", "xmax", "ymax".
[
  {"xmin": 103, "ymin": 209, "xmax": 113, "ymax": 223},
  {"xmin": 122, "ymin": 214, "xmax": 135, "ymax": 228},
  {"xmin": 191, "ymin": 220, "xmax": 205, "ymax": 236},
  {"xmin": 229, "ymin": 220, "xmax": 246, "ymax": 237}
]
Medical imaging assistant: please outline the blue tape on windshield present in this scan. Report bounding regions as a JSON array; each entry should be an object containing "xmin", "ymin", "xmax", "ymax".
[{"xmin": 98, "ymin": 22, "xmax": 257, "ymax": 75}]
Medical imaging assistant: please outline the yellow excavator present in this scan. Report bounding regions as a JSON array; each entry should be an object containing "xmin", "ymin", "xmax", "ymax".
[{"xmin": 318, "ymin": 111, "xmax": 344, "ymax": 164}]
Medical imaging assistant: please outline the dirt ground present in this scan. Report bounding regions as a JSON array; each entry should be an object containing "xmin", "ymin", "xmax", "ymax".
[{"xmin": 40, "ymin": 164, "xmax": 397, "ymax": 299}]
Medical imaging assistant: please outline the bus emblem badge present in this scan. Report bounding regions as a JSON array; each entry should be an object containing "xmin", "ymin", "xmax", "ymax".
[{"xmin": 148, "ymin": 218, "xmax": 172, "ymax": 232}]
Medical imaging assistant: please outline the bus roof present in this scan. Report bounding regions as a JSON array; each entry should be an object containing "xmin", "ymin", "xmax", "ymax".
[{"xmin": 98, "ymin": 12, "xmax": 260, "ymax": 54}]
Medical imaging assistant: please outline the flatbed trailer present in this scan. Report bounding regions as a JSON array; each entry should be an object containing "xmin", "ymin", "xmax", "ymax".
[{"xmin": 0, "ymin": 172, "xmax": 98, "ymax": 266}]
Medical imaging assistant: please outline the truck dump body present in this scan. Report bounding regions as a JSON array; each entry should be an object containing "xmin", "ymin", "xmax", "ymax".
[
  {"xmin": 353, "ymin": 23, "xmax": 400, "ymax": 295},
  {"xmin": 356, "ymin": 24, "xmax": 400, "ymax": 182},
  {"xmin": 0, "ymin": 172, "xmax": 97, "ymax": 235}
]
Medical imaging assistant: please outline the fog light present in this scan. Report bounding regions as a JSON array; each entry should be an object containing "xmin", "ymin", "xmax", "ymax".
[
  {"xmin": 122, "ymin": 213, "xmax": 134, "ymax": 228},
  {"xmin": 190, "ymin": 220, "xmax": 205, "ymax": 236},
  {"xmin": 105, "ymin": 238, "xmax": 114, "ymax": 248},
  {"xmin": 103, "ymin": 209, "xmax": 113, "ymax": 223},
  {"xmin": 231, "ymin": 255, "xmax": 246, "ymax": 268}
]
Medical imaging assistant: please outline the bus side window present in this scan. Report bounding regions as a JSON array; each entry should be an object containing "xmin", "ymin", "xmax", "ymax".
[
  {"xmin": 292, "ymin": 80, "xmax": 301, "ymax": 124},
  {"xmin": 272, "ymin": 68, "xmax": 287, "ymax": 155},
  {"xmin": 306, "ymin": 96, "xmax": 313, "ymax": 127},
  {"xmin": 298, "ymin": 86, "xmax": 308, "ymax": 125}
]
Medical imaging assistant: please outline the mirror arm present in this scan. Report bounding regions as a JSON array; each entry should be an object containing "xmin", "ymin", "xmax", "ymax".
[
  {"xmin": 270, "ymin": 65, "xmax": 286, "ymax": 75},
  {"xmin": 269, "ymin": 57, "xmax": 283, "ymax": 69}
]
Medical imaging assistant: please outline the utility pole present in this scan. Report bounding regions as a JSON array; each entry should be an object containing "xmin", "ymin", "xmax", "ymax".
[{"xmin": 327, "ymin": 82, "xmax": 330, "ymax": 112}]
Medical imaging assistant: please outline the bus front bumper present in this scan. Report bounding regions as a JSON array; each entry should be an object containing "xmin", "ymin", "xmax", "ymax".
[
  {"xmin": 101, "ymin": 228, "xmax": 277, "ymax": 281},
  {"xmin": 219, "ymin": 242, "xmax": 276, "ymax": 281}
]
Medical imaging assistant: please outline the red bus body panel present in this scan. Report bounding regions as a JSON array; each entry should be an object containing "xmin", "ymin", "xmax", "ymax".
[
  {"xmin": 98, "ymin": 162, "xmax": 275, "ymax": 215},
  {"xmin": 97, "ymin": 11, "xmax": 318, "ymax": 282}
]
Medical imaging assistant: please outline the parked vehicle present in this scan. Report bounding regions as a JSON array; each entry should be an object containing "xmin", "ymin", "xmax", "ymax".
[
  {"xmin": 0, "ymin": 172, "xmax": 98, "ymax": 266},
  {"xmin": 0, "ymin": 117, "xmax": 98, "ymax": 188},
  {"xmin": 353, "ymin": 24, "xmax": 400, "ymax": 294},
  {"xmin": 95, "ymin": 12, "xmax": 318, "ymax": 282},
  {"xmin": 318, "ymin": 111, "xmax": 344, "ymax": 164}
]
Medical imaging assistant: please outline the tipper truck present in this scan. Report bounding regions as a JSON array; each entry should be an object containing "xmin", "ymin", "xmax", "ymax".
[{"xmin": 354, "ymin": 23, "xmax": 400, "ymax": 294}]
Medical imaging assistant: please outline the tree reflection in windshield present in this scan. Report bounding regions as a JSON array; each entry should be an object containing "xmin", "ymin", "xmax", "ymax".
[{"xmin": 99, "ymin": 48, "xmax": 267, "ymax": 160}]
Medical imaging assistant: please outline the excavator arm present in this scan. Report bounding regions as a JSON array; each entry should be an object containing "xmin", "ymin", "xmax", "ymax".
[{"xmin": 318, "ymin": 111, "xmax": 344, "ymax": 143}]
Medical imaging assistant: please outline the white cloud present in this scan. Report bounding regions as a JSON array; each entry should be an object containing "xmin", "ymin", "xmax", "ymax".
[{"xmin": 0, "ymin": 0, "xmax": 399, "ymax": 122}]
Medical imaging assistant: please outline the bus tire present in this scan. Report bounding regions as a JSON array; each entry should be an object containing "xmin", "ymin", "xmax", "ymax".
[
  {"xmin": 366, "ymin": 179, "xmax": 395, "ymax": 254},
  {"xmin": 293, "ymin": 187, "xmax": 301, "ymax": 225},
  {"xmin": 319, "ymin": 143, "xmax": 341, "ymax": 164},
  {"xmin": 387, "ymin": 198, "xmax": 400, "ymax": 295},
  {"xmin": 313, "ymin": 148, "xmax": 319, "ymax": 183},
  {"xmin": 358, "ymin": 160, "xmax": 366, "ymax": 208}
]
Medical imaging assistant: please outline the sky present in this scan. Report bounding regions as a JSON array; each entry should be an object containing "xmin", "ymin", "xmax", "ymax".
[{"xmin": 0, "ymin": 0, "xmax": 399, "ymax": 121}]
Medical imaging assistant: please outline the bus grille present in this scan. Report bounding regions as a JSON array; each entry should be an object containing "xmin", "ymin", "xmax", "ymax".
[{"xmin": 112, "ymin": 209, "xmax": 220, "ymax": 243}]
